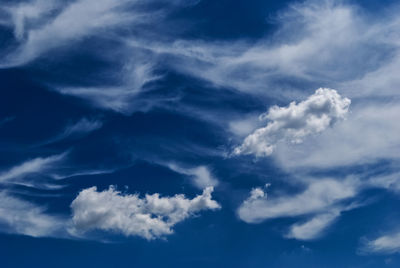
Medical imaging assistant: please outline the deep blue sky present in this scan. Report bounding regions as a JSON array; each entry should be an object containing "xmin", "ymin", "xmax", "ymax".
[{"xmin": 1, "ymin": 0, "xmax": 400, "ymax": 267}]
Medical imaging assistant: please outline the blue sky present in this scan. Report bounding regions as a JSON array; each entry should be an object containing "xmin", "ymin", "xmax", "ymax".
[{"xmin": 0, "ymin": 0, "xmax": 400, "ymax": 267}]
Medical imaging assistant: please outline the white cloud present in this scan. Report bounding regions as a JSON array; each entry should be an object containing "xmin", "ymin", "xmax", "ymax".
[
  {"xmin": 228, "ymin": 114, "xmax": 264, "ymax": 138},
  {"xmin": 39, "ymin": 118, "xmax": 102, "ymax": 145},
  {"xmin": 0, "ymin": 153, "xmax": 66, "ymax": 183},
  {"xmin": 367, "ymin": 172, "xmax": 400, "ymax": 193},
  {"xmin": 361, "ymin": 232, "xmax": 400, "ymax": 254},
  {"xmin": 236, "ymin": 178, "xmax": 364, "ymax": 240},
  {"xmin": 274, "ymin": 102, "xmax": 400, "ymax": 169},
  {"xmin": 233, "ymin": 88, "xmax": 350, "ymax": 157},
  {"xmin": 61, "ymin": 118, "xmax": 102, "ymax": 137},
  {"xmin": 131, "ymin": 0, "xmax": 400, "ymax": 100},
  {"xmin": 1, "ymin": 0, "xmax": 153, "ymax": 66},
  {"xmin": 57, "ymin": 61, "xmax": 160, "ymax": 114},
  {"xmin": 167, "ymin": 163, "xmax": 219, "ymax": 189},
  {"xmin": 286, "ymin": 211, "xmax": 339, "ymax": 240},
  {"xmin": 70, "ymin": 186, "xmax": 220, "ymax": 240},
  {"xmin": 238, "ymin": 179, "xmax": 356, "ymax": 224},
  {"xmin": 0, "ymin": 191, "xmax": 66, "ymax": 237}
]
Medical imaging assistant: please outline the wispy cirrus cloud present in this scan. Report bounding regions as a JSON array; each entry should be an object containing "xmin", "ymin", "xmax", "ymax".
[
  {"xmin": 0, "ymin": 191, "xmax": 67, "ymax": 237},
  {"xmin": 0, "ymin": 153, "xmax": 66, "ymax": 183},
  {"xmin": 286, "ymin": 211, "xmax": 340, "ymax": 241},
  {"xmin": 124, "ymin": 0, "xmax": 400, "ymax": 100},
  {"xmin": 0, "ymin": 0, "xmax": 166, "ymax": 66},
  {"xmin": 237, "ymin": 178, "xmax": 362, "ymax": 240},
  {"xmin": 237, "ymin": 169, "xmax": 400, "ymax": 241},
  {"xmin": 167, "ymin": 163, "xmax": 219, "ymax": 189},
  {"xmin": 38, "ymin": 118, "xmax": 102, "ymax": 145},
  {"xmin": 0, "ymin": 0, "xmax": 200, "ymax": 114},
  {"xmin": 360, "ymin": 231, "xmax": 400, "ymax": 255},
  {"xmin": 238, "ymin": 179, "xmax": 357, "ymax": 223}
]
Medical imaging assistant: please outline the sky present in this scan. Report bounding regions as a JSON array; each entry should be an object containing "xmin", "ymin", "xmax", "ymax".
[{"xmin": 0, "ymin": 0, "xmax": 400, "ymax": 267}]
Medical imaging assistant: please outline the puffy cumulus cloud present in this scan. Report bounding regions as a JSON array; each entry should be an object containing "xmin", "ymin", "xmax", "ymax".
[
  {"xmin": 361, "ymin": 232, "xmax": 400, "ymax": 255},
  {"xmin": 167, "ymin": 163, "xmax": 219, "ymax": 189},
  {"xmin": 70, "ymin": 186, "xmax": 220, "ymax": 240},
  {"xmin": 233, "ymin": 88, "xmax": 350, "ymax": 157}
]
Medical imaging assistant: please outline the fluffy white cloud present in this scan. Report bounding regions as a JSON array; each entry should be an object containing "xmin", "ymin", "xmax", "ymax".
[
  {"xmin": 167, "ymin": 163, "xmax": 219, "ymax": 189},
  {"xmin": 70, "ymin": 186, "xmax": 220, "ymax": 240},
  {"xmin": 361, "ymin": 232, "xmax": 400, "ymax": 254},
  {"xmin": 233, "ymin": 88, "xmax": 350, "ymax": 157}
]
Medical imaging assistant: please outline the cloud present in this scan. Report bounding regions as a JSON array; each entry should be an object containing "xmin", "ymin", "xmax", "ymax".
[
  {"xmin": 233, "ymin": 88, "xmax": 350, "ymax": 157},
  {"xmin": 167, "ymin": 163, "xmax": 219, "ymax": 189},
  {"xmin": 0, "ymin": 153, "xmax": 66, "ymax": 183},
  {"xmin": 130, "ymin": 0, "xmax": 400, "ymax": 100},
  {"xmin": 57, "ymin": 61, "xmax": 160, "ymax": 114},
  {"xmin": 0, "ymin": 0, "xmax": 158, "ymax": 66},
  {"xmin": 60, "ymin": 118, "xmax": 102, "ymax": 137},
  {"xmin": 237, "ymin": 170, "xmax": 400, "ymax": 240},
  {"xmin": 274, "ymin": 102, "xmax": 400, "ymax": 169},
  {"xmin": 0, "ymin": 191, "xmax": 66, "ymax": 237},
  {"xmin": 238, "ymin": 179, "xmax": 356, "ymax": 224},
  {"xmin": 0, "ymin": 0, "xmax": 190, "ymax": 114},
  {"xmin": 70, "ymin": 186, "xmax": 220, "ymax": 240},
  {"xmin": 361, "ymin": 232, "xmax": 400, "ymax": 255},
  {"xmin": 39, "ymin": 118, "xmax": 102, "ymax": 145},
  {"xmin": 286, "ymin": 211, "xmax": 340, "ymax": 240},
  {"xmin": 236, "ymin": 178, "xmax": 365, "ymax": 240}
]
